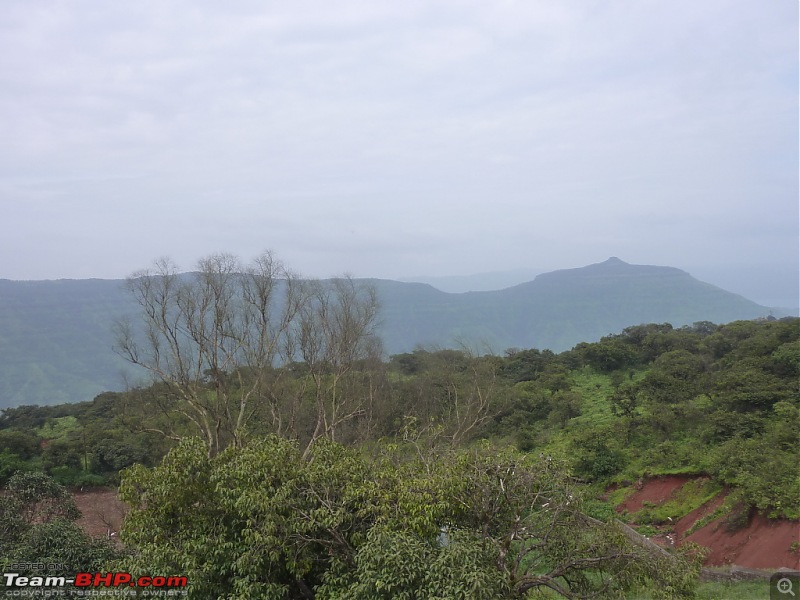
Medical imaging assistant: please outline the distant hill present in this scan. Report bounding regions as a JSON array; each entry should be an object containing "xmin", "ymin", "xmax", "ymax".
[
  {"xmin": 376, "ymin": 257, "xmax": 780, "ymax": 354},
  {"xmin": 402, "ymin": 261, "xmax": 800, "ymax": 309},
  {"xmin": 0, "ymin": 278, "xmax": 139, "ymax": 408},
  {"xmin": 398, "ymin": 267, "xmax": 545, "ymax": 293},
  {"xmin": 0, "ymin": 258, "xmax": 782, "ymax": 407}
]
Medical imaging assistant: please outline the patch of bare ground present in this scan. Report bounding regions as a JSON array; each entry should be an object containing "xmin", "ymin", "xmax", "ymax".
[
  {"xmin": 615, "ymin": 475, "xmax": 693, "ymax": 514},
  {"xmin": 684, "ymin": 511, "xmax": 800, "ymax": 570},
  {"xmin": 613, "ymin": 476, "xmax": 800, "ymax": 570},
  {"xmin": 72, "ymin": 488, "xmax": 127, "ymax": 546},
  {"xmin": 671, "ymin": 490, "xmax": 727, "ymax": 541}
]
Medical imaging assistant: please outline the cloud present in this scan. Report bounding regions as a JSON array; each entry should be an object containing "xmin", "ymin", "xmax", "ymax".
[{"xmin": 0, "ymin": 0, "xmax": 795, "ymax": 297}]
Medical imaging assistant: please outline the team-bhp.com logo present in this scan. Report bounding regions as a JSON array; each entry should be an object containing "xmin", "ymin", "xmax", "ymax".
[{"xmin": 3, "ymin": 572, "xmax": 188, "ymax": 596}]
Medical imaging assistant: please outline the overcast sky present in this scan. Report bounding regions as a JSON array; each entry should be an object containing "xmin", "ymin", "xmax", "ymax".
[{"xmin": 1, "ymin": 1, "xmax": 797, "ymax": 305}]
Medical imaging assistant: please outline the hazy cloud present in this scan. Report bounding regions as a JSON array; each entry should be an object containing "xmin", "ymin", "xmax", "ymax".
[{"xmin": 0, "ymin": 0, "xmax": 796, "ymax": 306}]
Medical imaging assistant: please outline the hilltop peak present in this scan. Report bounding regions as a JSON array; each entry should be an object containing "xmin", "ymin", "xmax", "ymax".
[{"xmin": 602, "ymin": 256, "xmax": 628, "ymax": 265}]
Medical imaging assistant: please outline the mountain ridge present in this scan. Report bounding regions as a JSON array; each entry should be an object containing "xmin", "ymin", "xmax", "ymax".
[
  {"xmin": 0, "ymin": 258, "xmax": 788, "ymax": 407},
  {"xmin": 398, "ymin": 259, "xmax": 798, "ymax": 309},
  {"xmin": 372, "ymin": 258, "xmax": 781, "ymax": 355}
]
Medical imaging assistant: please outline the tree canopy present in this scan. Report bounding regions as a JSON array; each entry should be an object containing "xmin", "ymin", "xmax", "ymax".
[{"xmin": 118, "ymin": 437, "xmax": 700, "ymax": 599}]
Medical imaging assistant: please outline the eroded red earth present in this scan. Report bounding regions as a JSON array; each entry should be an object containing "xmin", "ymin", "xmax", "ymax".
[
  {"xmin": 616, "ymin": 474, "xmax": 693, "ymax": 514},
  {"xmin": 616, "ymin": 476, "xmax": 800, "ymax": 570},
  {"xmin": 73, "ymin": 488, "xmax": 127, "ymax": 544}
]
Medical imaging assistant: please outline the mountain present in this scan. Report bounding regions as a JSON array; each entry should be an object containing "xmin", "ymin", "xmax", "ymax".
[
  {"xmin": 402, "ymin": 261, "xmax": 800, "ymax": 309},
  {"xmin": 0, "ymin": 258, "xmax": 781, "ymax": 408},
  {"xmin": 398, "ymin": 267, "xmax": 545, "ymax": 293},
  {"xmin": 0, "ymin": 278, "xmax": 139, "ymax": 408},
  {"xmin": 376, "ymin": 257, "xmax": 779, "ymax": 354}
]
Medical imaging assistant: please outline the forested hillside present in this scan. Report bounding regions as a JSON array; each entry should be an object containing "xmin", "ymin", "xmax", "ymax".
[
  {"xmin": 0, "ymin": 257, "xmax": 786, "ymax": 407},
  {"xmin": 0, "ymin": 315, "xmax": 797, "ymax": 597},
  {"xmin": 0, "ymin": 278, "xmax": 139, "ymax": 406}
]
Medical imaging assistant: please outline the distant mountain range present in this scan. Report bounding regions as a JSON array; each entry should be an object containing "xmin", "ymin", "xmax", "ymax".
[
  {"xmin": 399, "ymin": 267, "xmax": 545, "ymax": 293},
  {"xmin": 401, "ymin": 262, "xmax": 799, "ymax": 308},
  {"xmin": 0, "ymin": 257, "xmax": 790, "ymax": 408}
]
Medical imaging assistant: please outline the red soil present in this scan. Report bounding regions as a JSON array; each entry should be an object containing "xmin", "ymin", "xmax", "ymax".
[
  {"xmin": 615, "ymin": 475, "xmax": 693, "ymax": 514},
  {"xmin": 73, "ymin": 488, "xmax": 128, "ymax": 543},
  {"xmin": 617, "ymin": 476, "xmax": 800, "ymax": 570},
  {"xmin": 672, "ymin": 491, "xmax": 727, "ymax": 541},
  {"xmin": 684, "ymin": 512, "xmax": 799, "ymax": 570}
]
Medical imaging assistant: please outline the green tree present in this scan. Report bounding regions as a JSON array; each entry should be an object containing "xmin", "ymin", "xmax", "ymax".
[
  {"xmin": 0, "ymin": 472, "xmax": 118, "ymax": 579},
  {"xmin": 577, "ymin": 337, "xmax": 638, "ymax": 372},
  {"xmin": 711, "ymin": 363, "xmax": 791, "ymax": 412},
  {"xmin": 609, "ymin": 382, "xmax": 640, "ymax": 418},
  {"xmin": 0, "ymin": 429, "xmax": 40, "ymax": 460},
  {"xmin": 118, "ymin": 438, "xmax": 700, "ymax": 599},
  {"xmin": 9, "ymin": 520, "xmax": 119, "ymax": 579}
]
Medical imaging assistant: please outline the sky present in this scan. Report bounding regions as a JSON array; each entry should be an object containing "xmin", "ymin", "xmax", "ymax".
[{"xmin": 1, "ymin": 1, "xmax": 798, "ymax": 306}]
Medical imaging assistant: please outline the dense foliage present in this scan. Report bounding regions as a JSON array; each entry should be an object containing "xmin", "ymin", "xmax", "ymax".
[
  {"xmin": 117, "ymin": 436, "xmax": 700, "ymax": 599},
  {"xmin": 0, "ymin": 472, "xmax": 119, "ymax": 582},
  {"xmin": 0, "ymin": 314, "xmax": 797, "ymax": 597}
]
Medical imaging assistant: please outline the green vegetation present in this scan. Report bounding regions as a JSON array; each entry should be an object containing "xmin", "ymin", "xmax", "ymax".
[
  {"xmin": 632, "ymin": 580, "xmax": 770, "ymax": 600},
  {"xmin": 117, "ymin": 437, "xmax": 699, "ymax": 599},
  {"xmin": 0, "ymin": 472, "xmax": 120, "ymax": 581},
  {"xmin": 0, "ymin": 254, "xmax": 796, "ymax": 597},
  {"xmin": 1, "ymin": 257, "xmax": 787, "ymax": 407},
  {"xmin": 635, "ymin": 479, "xmax": 723, "ymax": 526},
  {"xmin": 0, "ymin": 392, "xmax": 169, "ymax": 487}
]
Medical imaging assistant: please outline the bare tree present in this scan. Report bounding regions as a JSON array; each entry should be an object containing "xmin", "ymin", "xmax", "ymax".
[
  {"xmin": 114, "ymin": 251, "xmax": 306, "ymax": 456},
  {"xmin": 402, "ymin": 348, "xmax": 502, "ymax": 447},
  {"xmin": 297, "ymin": 276, "xmax": 381, "ymax": 457},
  {"xmin": 115, "ymin": 253, "xmax": 383, "ymax": 457},
  {"xmin": 444, "ymin": 349, "xmax": 500, "ymax": 446}
]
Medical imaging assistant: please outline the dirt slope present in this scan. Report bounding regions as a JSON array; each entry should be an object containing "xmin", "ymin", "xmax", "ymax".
[
  {"xmin": 616, "ymin": 476, "xmax": 799, "ymax": 570},
  {"xmin": 73, "ymin": 488, "xmax": 127, "ymax": 542}
]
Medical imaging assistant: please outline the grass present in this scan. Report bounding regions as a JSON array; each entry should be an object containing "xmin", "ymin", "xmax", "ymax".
[
  {"xmin": 566, "ymin": 368, "xmax": 616, "ymax": 426},
  {"xmin": 605, "ymin": 484, "xmax": 635, "ymax": 507},
  {"xmin": 522, "ymin": 574, "xmax": 769, "ymax": 599},
  {"xmin": 685, "ymin": 501, "xmax": 733, "ymax": 537},
  {"xmin": 634, "ymin": 478, "xmax": 723, "ymax": 526},
  {"xmin": 625, "ymin": 580, "xmax": 769, "ymax": 599},
  {"xmin": 617, "ymin": 432, "xmax": 712, "ymax": 483},
  {"xmin": 694, "ymin": 580, "xmax": 769, "ymax": 600}
]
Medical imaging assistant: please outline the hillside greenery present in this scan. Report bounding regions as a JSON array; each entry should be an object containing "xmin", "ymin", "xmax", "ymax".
[
  {"xmin": 1, "ymin": 256, "xmax": 787, "ymax": 407},
  {"xmin": 0, "ymin": 313, "xmax": 797, "ymax": 597}
]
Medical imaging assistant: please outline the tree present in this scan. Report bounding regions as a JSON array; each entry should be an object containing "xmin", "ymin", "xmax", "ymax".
[
  {"xmin": 118, "ymin": 438, "xmax": 700, "ymax": 599},
  {"xmin": 577, "ymin": 337, "xmax": 638, "ymax": 372},
  {"xmin": 115, "ymin": 252, "xmax": 380, "ymax": 456},
  {"xmin": 0, "ymin": 429, "xmax": 40, "ymax": 460},
  {"xmin": 119, "ymin": 436, "xmax": 370, "ymax": 599},
  {"xmin": 0, "ymin": 473, "xmax": 118, "ymax": 578},
  {"xmin": 609, "ymin": 382, "xmax": 640, "ymax": 418},
  {"xmin": 296, "ymin": 276, "xmax": 382, "ymax": 455},
  {"xmin": 116, "ymin": 253, "xmax": 293, "ymax": 454},
  {"xmin": 396, "ymin": 349, "xmax": 504, "ymax": 447}
]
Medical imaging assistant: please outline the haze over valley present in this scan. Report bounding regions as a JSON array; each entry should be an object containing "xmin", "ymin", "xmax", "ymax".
[{"xmin": 0, "ymin": 256, "xmax": 791, "ymax": 408}]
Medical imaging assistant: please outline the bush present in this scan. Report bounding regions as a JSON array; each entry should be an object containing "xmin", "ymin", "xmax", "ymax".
[{"xmin": 49, "ymin": 466, "xmax": 107, "ymax": 488}]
